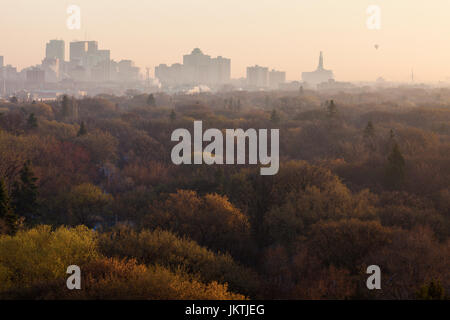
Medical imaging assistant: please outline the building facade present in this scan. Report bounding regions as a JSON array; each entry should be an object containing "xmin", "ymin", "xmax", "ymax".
[
  {"xmin": 302, "ymin": 52, "xmax": 334, "ymax": 86},
  {"xmin": 156, "ymin": 48, "xmax": 231, "ymax": 87},
  {"xmin": 46, "ymin": 40, "xmax": 65, "ymax": 62},
  {"xmin": 247, "ymin": 65, "xmax": 269, "ymax": 88}
]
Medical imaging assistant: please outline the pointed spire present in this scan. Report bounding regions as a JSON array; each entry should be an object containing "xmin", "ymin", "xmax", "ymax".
[{"xmin": 318, "ymin": 51, "xmax": 324, "ymax": 70}]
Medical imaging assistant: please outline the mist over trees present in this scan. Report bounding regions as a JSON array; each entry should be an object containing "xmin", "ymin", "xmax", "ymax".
[{"xmin": 0, "ymin": 87, "xmax": 449, "ymax": 299}]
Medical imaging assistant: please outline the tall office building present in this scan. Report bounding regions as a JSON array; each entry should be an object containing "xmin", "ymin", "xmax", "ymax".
[
  {"xmin": 70, "ymin": 41, "xmax": 88, "ymax": 64},
  {"xmin": 302, "ymin": 52, "xmax": 334, "ymax": 86},
  {"xmin": 69, "ymin": 41, "xmax": 113, "ymax": 81},
  {"xmin": 269, "ymin": 69, "xmax": 286, "ymax": 89},
  {"xmin": 115, "ymin": 60, "xmax": 139, "ymax": 82},
  {"xmin": 0, "ymin": 56, "xmax": 3, "ymax": 68},
  {"xmin": 247, "ymin": 65, "xmax": 269, "ymax": 87},
  {"xmin": 46, "ymin": 40, "xmax": 65, "ymax": 62},
  {"xmin": 156, "ymin": 48, "xmax": 231, "ymax": 87}
]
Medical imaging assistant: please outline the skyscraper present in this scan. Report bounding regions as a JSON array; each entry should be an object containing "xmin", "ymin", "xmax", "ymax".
[
  {"xmin": 247, "ymin": 65, "xmax": 269, "ymax": 87},
  {"xmin": 302, "ymin": 51, "xmax": 334, "ymax": 86},
  {"xmin": 269, "ymin": 69, "xmax": 286, "ymax": 89},
  {"xmin": 156, "ymin": 48, "xmax": 231, "ymax": 87},
  {"xmin": 70, "ymin": 41, "xmax": 88, "ymax": 64},
  {"xmin": 69, "ymin": 41, "xmax": 113, "ymax": 81},
  {"xmin": 46, "ymin": 40, "xmax": 65, "ymax": 62},
  {"xmin": 0, "ymin": 56, "xmax": 4, "ymax": 68}
]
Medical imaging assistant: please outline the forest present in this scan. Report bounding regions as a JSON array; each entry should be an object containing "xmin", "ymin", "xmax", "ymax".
[{"xmin": 0, "ymin": 87, "xmax": 449, "ymax": 300}]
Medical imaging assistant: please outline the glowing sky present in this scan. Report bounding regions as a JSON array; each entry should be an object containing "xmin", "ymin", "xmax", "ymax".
[{"xmin": 1, "ymin": 0, "xmax": 450, "ymax": 82}]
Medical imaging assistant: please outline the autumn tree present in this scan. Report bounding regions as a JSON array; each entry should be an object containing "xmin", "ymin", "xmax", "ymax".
[
  {"xmin": 143, "ymin": 190, "xmax": 251, "ymax": 257},
  {"xmin": 417, "ymin": 279, "xmax": 446, "ymax": 300},
  {"xmin": 66, "ymin": 183, "xmax": 113, "ymax": 227}
]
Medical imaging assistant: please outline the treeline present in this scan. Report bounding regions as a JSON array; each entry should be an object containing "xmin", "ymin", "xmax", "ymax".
[{"xmin": 0, "ymin": 88, "xmax": 449, "ymax": 299}]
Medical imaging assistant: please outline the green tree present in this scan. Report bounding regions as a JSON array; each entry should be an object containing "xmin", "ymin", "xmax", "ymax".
[
  {"xmin": 170, "ymin": 109, "xmax": 176, "ymax": 122},
  {"xmin": 389, "ymin": 129, "xmax": 395, "ymax": 139},
  {"xmin": 270, "ymin": 109, "xmax": 280, "ymax": 124},
  {"xmin": 61, "ymin": 95, "xmax": 70, "ymax": 118},
  {"xmin": 147, "ymin": 94, "xmax": 156, "ymax": 107},
  {"xmin": 0, "ymin": 178, "xmax": 18, "ymax": 235},
  {"xmin": 11, "ymin": 161, "xmax": 38, "ymax": 221},
  {"xmin": 364, "ymin": 121, "xmax": 375, "ymax": 137},
  {"xmin": 77, "ymin": 121, "xmax": 87, "ymax": 136},
  {"xmin": 327, "ymin": 99, "xmax": 337, "ymax": 118},
  {"xmin": 9, "ymin": 96, "xmax": 18, "ymax": 104},
  {"xmin": 385, "ymin": 143, "xmax": 406, "ymax": 188},
  {"xmin": 26, "ymin": 113, "xmax": 38, "ymax": 129}
]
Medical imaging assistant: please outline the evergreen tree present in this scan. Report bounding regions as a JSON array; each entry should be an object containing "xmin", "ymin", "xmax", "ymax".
[
  {"xmin": 364, "ymin": 121, "xmax": 375, "ymax": 137},
  {"xmin": 9, "ymin": 96, "xmax": 18, "ymax": 104},
  {"xmin": 147, "ymin": 94, "xmax": 156, "ymax": 107},
  {"xmin": 61, "ymin": 95, "xmax": 70, "ymax": 118},
  {"xmin": 77, "ymin": 121, "xmax": 87, "ymax": 136},
  {"xmin": 0, "ymin": 178, "xmax": 18, "ymax": 234},
  {"xmin": 170, "ymin": 109, "xmax": 176, "ymax": 122},
  {"xmin": 12, "ymin": 161, "xmax": 38, "ymax": 221},
  {"xmin": 27, "ymin": 113, "xmax": 38, "ymax": 129},
  {"xmin": 270, "ymin": 109, "xmax": 280, "ymax": 124},
  {"xmin": 327, "ymin": 99, "xmax": 337, "ymax": 118},
  {"xmin": 385, "ymin": 143, "xmax": 406, "ymax": 188},
  {"xmin": 389, "ymin": 129, "xmax": 395, "ymax": 139}
]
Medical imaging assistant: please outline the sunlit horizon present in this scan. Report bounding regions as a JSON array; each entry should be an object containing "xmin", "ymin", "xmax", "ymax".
[{"xmin": 2, "ymin": 0, "xmax": 450, "ymax": 82}]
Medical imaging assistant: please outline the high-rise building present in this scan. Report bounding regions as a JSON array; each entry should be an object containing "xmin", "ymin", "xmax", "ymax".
[
  {"xmin": 269, "ymin": 69, "xmax": 286, "ymax": 89},
  {"xmin": 0, "ymin": 56, "xmax": 3, "ymax": 68},
  {"xmin": 156, "ymin": 48, "xmax": 231, "ymax": 87},
  {"xmin": 46, "ymin": 40, "xmax": 65, "ymax": 62},
  {"xmin": 247, "ymin": 65, "xmax": 269, "ymax": 87},
  {"xmin": 26, "ymin": 68, "xmax": 46, "ymax": 85},
  {"xmin": 69, "ymin": 41, "xmax": 113, "ymax": 81},
  {"xmin": 117, "ymin": 60, "xmax": 140, "ymax": 82},
  {"xmin": 211, "ymin": 56, "xmax": 231, "ymax": 84},
  {"xmin": 302, "ymin": 52, "xmax": 334, "ymax": 86},
  {"xmin": 70, "ymin": 41, "xmax": 88, "ymax": 64},
  {"xmin": 42, "ymin": 57, "xmax": 60, "ymax": 82}
]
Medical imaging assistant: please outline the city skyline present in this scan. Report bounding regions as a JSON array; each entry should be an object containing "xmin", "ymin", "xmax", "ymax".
[
  {"xmin": 2, "ymin": 0, "xmax": 450, "ymax": 82},
  {"xmin": 1, "ymin": 39, "xmax": 290, "ymax": 87}
]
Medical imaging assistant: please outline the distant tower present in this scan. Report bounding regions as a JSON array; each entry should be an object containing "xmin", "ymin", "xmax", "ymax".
[
  {"xmin": 411, "ymin": 68, "xmax": 414, "ymax": 82},
  {"xmin": 318, "ymin": 51, "xmax": 324, "ymax": 70},
  {"xmin": 302, "ymin": 51, "xmax": 334, "ymax": 85}
]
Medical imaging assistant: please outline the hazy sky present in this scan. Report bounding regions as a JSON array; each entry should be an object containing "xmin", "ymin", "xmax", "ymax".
[{"xmin": 1, "ymin": 0, "xmax": 450, "ymax": 82}]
